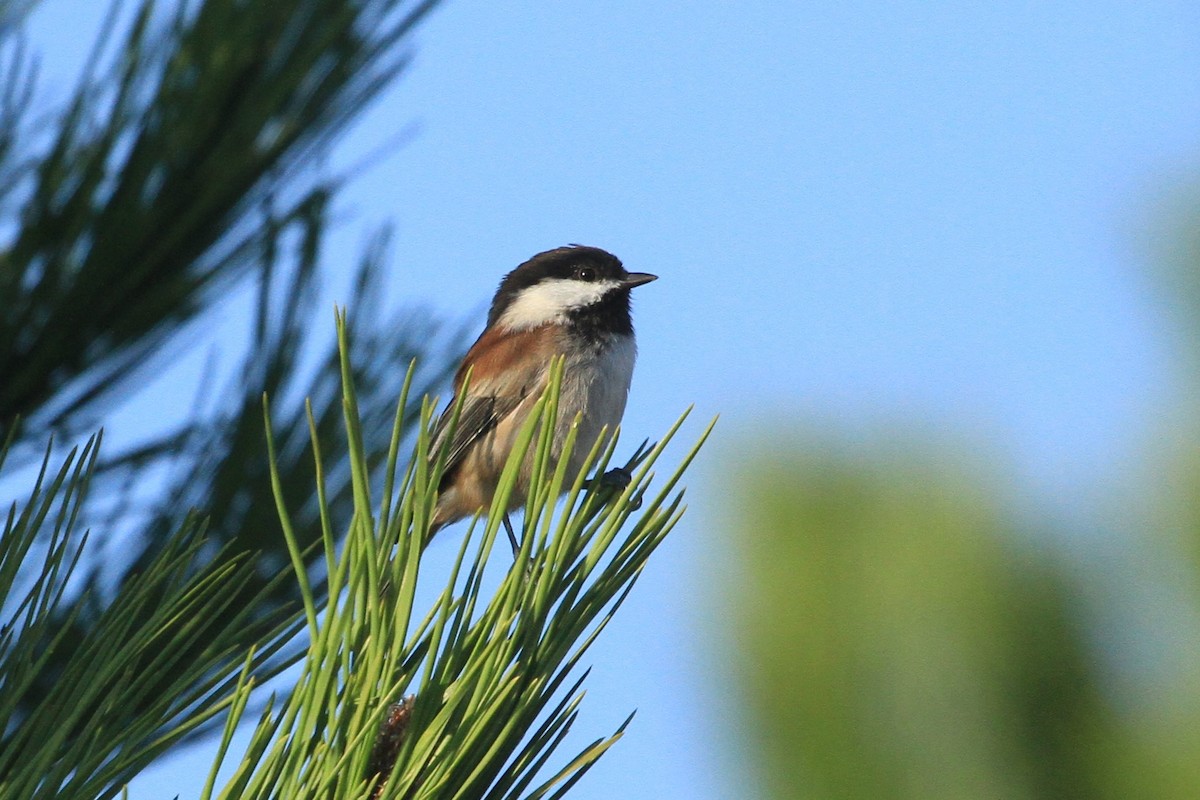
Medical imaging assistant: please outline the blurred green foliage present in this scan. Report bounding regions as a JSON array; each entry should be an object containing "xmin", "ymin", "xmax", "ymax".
[
  {"xmin": 726, "ymin": 435, "xmax": 1200, "ymax": 800},
  {"xmin": 0, "ymin": 0, "xmax": 453, "ymax": 722}
]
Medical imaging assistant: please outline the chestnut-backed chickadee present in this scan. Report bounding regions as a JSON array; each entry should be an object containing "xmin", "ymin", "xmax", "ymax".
[{"xmin": 428, "ymin": 244, "xmax": 656, "ymax": 550}]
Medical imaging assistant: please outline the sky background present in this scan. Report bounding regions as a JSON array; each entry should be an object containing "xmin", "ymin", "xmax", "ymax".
[{"xmin": 23, "ymin": 1, "xmax": 1200, "ymax": 797}]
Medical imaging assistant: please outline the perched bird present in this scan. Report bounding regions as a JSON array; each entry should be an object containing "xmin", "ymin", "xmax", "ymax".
[{"xmin": 428, "ymin": 244, "xmax": 656, "ymax": 550}]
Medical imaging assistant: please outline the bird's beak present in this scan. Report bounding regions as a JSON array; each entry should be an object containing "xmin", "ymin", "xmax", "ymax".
[{"xmin": 622, "ymin": 272, "xmax": 658, "ymax": 288}]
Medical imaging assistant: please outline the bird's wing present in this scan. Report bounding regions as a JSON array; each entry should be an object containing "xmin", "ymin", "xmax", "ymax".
[
  {"xmin": 429, "ymin": 393, "xmax": 517, "ymax": 482},
  {"xmin": 429, "ymin": 324, "xmax": 554, "ymax": 486}
]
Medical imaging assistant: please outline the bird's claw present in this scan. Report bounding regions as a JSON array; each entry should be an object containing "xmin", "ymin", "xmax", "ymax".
[
  {"xmin": 600, "ymin": 466, "xmax": 643, "ymax": 510},
  {"xmin": 601, "ymin": 466, "xmax": 632, "ymax": 490}
]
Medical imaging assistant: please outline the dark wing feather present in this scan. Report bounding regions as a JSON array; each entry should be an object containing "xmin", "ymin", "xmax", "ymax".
[
  {"xmin": 429, "ymin": 323, "xmax": 554, "ymax": 487},
  {"xmin": 429, "ymin": 394, "xmax": 519, "ymax": 486}
]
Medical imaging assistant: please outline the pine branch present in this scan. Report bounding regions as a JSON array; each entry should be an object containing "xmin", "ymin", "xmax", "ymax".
[
  {"xmin": 0, "ymin": 0, "xmax": 442, "ymax": 441},
  {"xmin": 0, "ymin": 0, "xmax": 457, "ymax": 720},
  {"xmin": 0, "ymin": 432, "xmax": 307, "ymax": 798},
  {"xmin": 202, "ymin": 313, "xmax": 715, "ymax": 799}
]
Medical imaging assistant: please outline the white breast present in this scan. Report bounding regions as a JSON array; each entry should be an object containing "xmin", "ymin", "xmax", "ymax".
[{"xmin": 554, "ymin": 334, "xmax": 638, "ymax": 476}]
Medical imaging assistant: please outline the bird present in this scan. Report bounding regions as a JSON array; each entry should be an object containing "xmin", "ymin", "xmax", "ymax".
[{"xmin": 427, "ymin": 244, "xmax": 656, "ymax": 552}]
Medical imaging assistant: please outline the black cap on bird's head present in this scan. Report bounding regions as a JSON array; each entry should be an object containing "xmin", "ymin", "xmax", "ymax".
[{"xmin": 487, "ymin": 244, "xmax": 657, "ymax": 334}]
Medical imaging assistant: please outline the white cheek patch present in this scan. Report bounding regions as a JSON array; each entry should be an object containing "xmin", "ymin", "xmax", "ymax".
[{"xmin": 498, "ymin": 278, "xmax": 623, "ymax": 330}]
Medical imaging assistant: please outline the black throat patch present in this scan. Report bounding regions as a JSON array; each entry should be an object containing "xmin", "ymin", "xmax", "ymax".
[{"xmin": 566, "ymin": 288, "xmax": 634, "ymax": 342}]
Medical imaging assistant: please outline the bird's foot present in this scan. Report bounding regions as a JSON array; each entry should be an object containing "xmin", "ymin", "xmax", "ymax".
[
  {"xmin": 502, "ymin": 514, "xmax": 521, "ymax": 558},
  {"xmin": 599, "ymin": 465, "xmax": 642, "ymax": 510},
  {"xmin": 600, "ymin": 466, "xmax": 632, "ymax": 490}
]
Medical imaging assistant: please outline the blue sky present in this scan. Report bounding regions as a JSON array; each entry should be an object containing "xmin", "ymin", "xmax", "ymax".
[{"xmin": 25, "ymin": 1, "xmax": 1200, "ymax": 797}]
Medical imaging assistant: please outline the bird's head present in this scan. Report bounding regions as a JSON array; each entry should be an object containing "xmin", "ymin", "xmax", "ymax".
[{"xmin": 488, "ymin": 245, "xmax": 656, "ymax": 333}]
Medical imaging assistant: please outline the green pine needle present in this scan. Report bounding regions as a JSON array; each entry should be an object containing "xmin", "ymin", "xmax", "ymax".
[
  {"xmin": 212, "ymin": 312, "xmax": 715, "ymax": 799},
  {"xmin": 0, "ymin": 433, "xmax": 306, "ymax": 798}
]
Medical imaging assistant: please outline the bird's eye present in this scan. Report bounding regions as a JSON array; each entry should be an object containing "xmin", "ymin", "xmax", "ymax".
[{"xmin": 577, "ymin": 267, "xmax": 596, "ymax": 282}]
